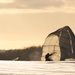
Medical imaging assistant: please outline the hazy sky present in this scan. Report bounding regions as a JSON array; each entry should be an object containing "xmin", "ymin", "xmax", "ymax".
[{"xmin": 0, "ymin": 0, "xmax": 75, "ymax": 49}]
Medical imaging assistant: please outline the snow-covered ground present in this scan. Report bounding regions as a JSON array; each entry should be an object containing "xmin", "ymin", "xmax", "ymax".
[{"xmin": 0, "ymin": 61, "xmax": 75, "ymax": 75}]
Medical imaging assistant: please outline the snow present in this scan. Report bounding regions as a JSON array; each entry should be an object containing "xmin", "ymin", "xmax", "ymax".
[{"xmin": 0, "ymin": 61, "xmax": 75, "ymax": 75}]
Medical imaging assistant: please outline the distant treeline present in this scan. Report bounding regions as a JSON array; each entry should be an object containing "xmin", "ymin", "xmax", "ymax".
[{"xmin": 0, "ymin": 46, "xmax": 42, "ymax": 61}]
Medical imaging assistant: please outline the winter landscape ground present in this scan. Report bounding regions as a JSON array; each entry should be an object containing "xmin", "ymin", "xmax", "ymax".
[{"xmin": 0, "ymin": 61, "xmax": 75, "ymax": 75}]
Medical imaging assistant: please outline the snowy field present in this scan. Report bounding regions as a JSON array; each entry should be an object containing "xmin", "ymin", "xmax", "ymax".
[{"xmin": 0, "ymin": 61, "xmax": 75, "ymax": 75}]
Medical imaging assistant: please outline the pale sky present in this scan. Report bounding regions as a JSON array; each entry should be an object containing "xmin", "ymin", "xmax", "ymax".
[{"xmin": 0, "ymin": 0, "xmax": 75, "ymax": 49}]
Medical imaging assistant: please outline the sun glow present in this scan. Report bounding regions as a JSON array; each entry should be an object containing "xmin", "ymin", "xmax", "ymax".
[{"xmin": 0, "ymin": 0, "xmax": 14, "ymax": 3}]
